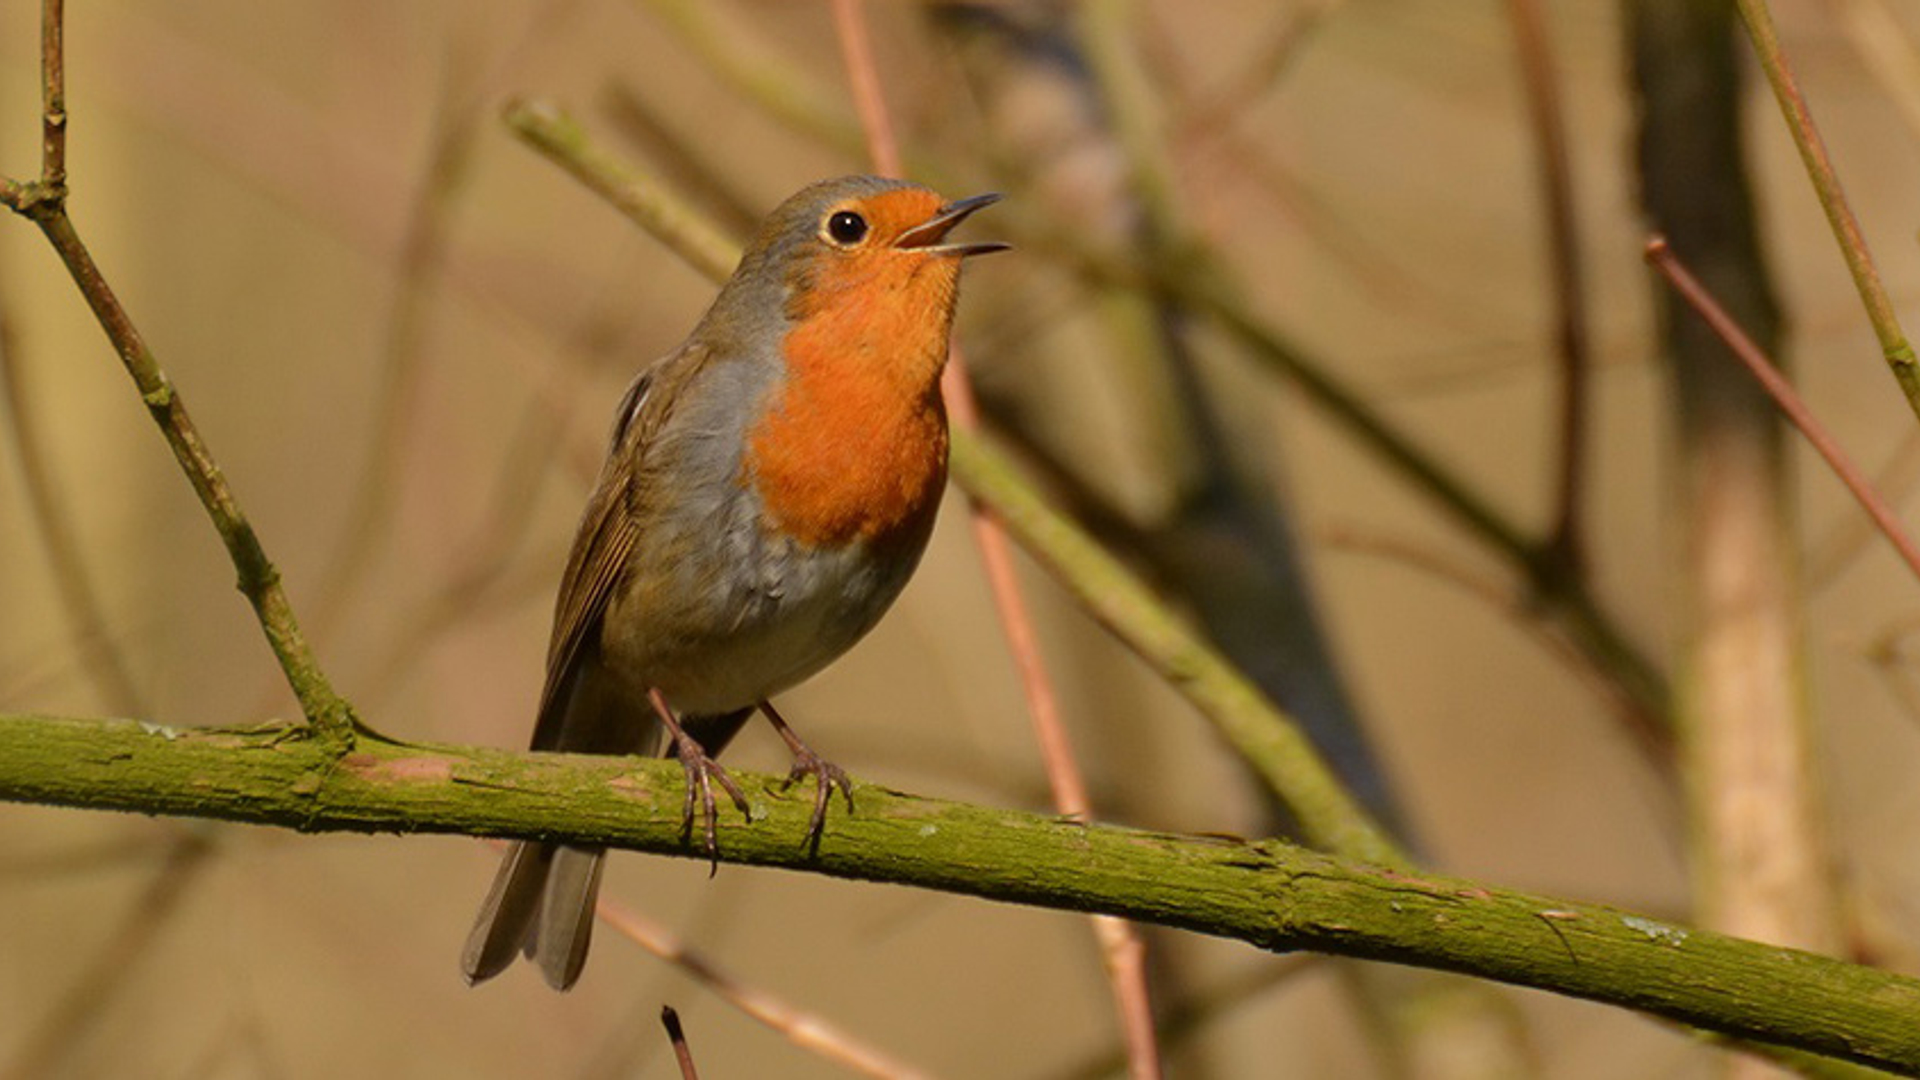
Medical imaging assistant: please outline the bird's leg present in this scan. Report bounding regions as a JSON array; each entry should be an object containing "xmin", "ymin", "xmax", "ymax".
[
  {"xmin": 758, "ymin": 699, "xmax": 853, "ymax": 849},
  {"xmin": 648, "ymin": 688, "xmax": 751, "ymax": 865}
]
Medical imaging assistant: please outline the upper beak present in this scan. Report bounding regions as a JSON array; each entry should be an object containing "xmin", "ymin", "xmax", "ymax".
[{"xmin": 894, "ymin": 193, "xmax": 1011, "ymax": 257}]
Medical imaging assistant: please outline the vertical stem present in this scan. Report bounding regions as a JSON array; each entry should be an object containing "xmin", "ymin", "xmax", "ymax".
[
  {"xmin": 40, "ymin": 0, "xmax": 66, "ymax": 187},
  {"xmin": 1505, "ymin": 0, "xmax": 1590, "ymax": 577},
  {"xmin": 1628, "ymin": 17, "xmax": 1840, "ymax": 1080}
]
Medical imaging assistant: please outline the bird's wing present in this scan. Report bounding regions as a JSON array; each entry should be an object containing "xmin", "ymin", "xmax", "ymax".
[{"xmin": 527, "ymin": 343, "xmax": 713, "ymax": 752}]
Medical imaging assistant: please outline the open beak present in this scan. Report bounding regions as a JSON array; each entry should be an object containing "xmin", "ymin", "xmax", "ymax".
[{"xmin": 894, "ymin": 193, "xmax": 1011, "ymax": 257}]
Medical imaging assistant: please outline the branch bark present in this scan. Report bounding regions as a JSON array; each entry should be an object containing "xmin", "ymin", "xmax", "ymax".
[{"xmin": 0, "ymin": 711, "xmax": 1916, "ymax": 1074}]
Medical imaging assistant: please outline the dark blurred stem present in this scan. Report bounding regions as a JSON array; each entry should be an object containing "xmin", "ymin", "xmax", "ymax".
[
  {"xmin": 1628, "ymin": 0, "xmax": 1842, "ymax": 1040},
  {"xmin": 660, "ymin": 1007, "xmax": 701, "ymax": 1080},
  {"xmin": 1505, "ymin": 0, "xmax": 1591, "ymax": 581}
]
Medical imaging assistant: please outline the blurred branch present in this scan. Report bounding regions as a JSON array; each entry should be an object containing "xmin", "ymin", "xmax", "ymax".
[
  {"xmin": 0, "ymin": 0, "xmax": 354, "ymax": 740},
  {"xmin": 1323, "ymin": 523, "xmax": 1670, "ymax": 762},
  {"xmin": 952, "ymin": 435, "xmax": 1401, "ymax": 865},
  {"xmin": 1503, "ymin": 0, "xmax": 1591, "ymax": 580},
  {"xmin": 499, "ymin": 100, "xmax": 1401, "ymax": 865},
  {"xmin": 1067, "ymin": 0, "xmax": 1411, "ymax": 839},
  {"xmin": 1734, "ymin": 0, "xmax": 1920, "ymax": 418},
  {"xmin": 303, "ymin": 73, "xmax": 484, "ymax": 648},
  {"xmin": 0, "ymin": 275, "xmax": 146, "ymax": 714},
  {"xmin": 599, "ymin": 897, "xmax": 938, "ymax": 1080},
  {"xmin": 1648, "ymin": 237, "xmax": 1920, "ymax": 585},
  {"xmin": 634, "ymin": 0, "xmax": 865, "ymax": 154},
  {"xmin": 506, "ymin": 100, "xmax": 737, "ymax": 282},
  {"xmin": 1631, "ymin": 2, "xmax": 1843, "ymax": 1039},
  {"xmin": 0, "ymin": 712, "xmax": 1916, "ymax": 1073},
  {"xmin": 1, "ymin": 832, "xmax": 213, "ymax": 1080}
]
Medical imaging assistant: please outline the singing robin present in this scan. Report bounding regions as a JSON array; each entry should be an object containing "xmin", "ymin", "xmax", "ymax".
[{"xmin": 461, "ymin": 175, "xmax": 1005, "ymax": 989}]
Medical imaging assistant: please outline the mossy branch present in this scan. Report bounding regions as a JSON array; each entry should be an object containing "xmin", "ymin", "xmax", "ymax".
[{"xmin": 0, "ymin": 710, "xmax": 1915, "ymax": 1074}]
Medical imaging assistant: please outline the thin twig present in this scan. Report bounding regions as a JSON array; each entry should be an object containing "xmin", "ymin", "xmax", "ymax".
[
  {"xmin": 660, "ymin": 1007, "xmax": 701, "ymax": 1080},
  {"xmin": 1734, "ymin": 0, "xmax": 1920, "ymax": 416},
  {"xmin": 1647, "ymin": 236, "xmax": 1920, "ymax": 585},
  {"xmin": 1, "ymin": 2, "xmax": 354, "ymax": 738},
  {"xmin": 596, "ymin": 898, "xmax": 938, "ymax": 1080},
  {"xmin": 40, "ymin": 0, "xmax": 65, "ymax": 188},
  {"xmin": 505, "ymin": 99, "xmax": 737, "ymax": 282},
  {"xmin": 1505, "ymin": 0, "xmax": 1591, "ymax": 579}
]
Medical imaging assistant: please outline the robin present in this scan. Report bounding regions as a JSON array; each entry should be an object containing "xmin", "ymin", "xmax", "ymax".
[{"xmin": 461, "ymin": 175, "xmax": 1006, "ymax": 990}]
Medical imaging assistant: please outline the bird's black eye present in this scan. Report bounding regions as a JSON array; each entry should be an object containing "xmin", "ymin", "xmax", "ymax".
[{"xmin": 825, "ymin": 209, "xmax": 869, "ymax": 246}]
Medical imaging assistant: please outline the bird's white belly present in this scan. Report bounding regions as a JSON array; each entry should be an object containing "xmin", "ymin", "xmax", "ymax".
[{"xmin": 601, "ymin": 529, "xmax": 916, "ymax": 716}]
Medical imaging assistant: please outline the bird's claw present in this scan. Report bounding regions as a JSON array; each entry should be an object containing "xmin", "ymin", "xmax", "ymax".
[
  {"xmin": 667, "ymin": 727, "xmax": 751, "ymax": 871},
  {"xmin": 781, "ymin": 748, "xmax": 854, "ymax": 850}
]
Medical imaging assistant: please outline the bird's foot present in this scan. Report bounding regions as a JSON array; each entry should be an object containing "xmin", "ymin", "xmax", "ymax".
[
  {"xmin": 667, "ymin": 724, "xmax": 751, "ymax": 869},
  {"xmin": 782, "ymin": 746, "xmax": 854, "ymax": 850},
  {"xmin": 650, "ymin": 690, "xmax": 751, "ymax": 870},
  {"xmin": 760, "ymin": 699, "xmax": 853, "ymax": 851}
]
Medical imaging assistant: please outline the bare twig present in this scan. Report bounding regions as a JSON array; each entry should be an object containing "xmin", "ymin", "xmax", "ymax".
[
  {"xmin": 39, "ymin": 0, "xmax": 65, "ymax": 188},
  {"xmin": 0, "ymin": 2, "xmax": 354, "ymax": 738},
  {"xmin": 1505, "ymin": 0, "xmax": 1591, "ymax": 579},
  {"xmin": 597, "ymin": 898, "xmax": 938, "ymax": 1080},
  {"xmin": 660, "ymin": 1007, "xmax": 701, "ymax": 1080},
  {"xmin": 1734, "ymin": 0, "xmax": 1920, "ymax": 416},
  {"xmin": 1647, "ymin": 237, "xmax": 1920, "ymax": 585}
]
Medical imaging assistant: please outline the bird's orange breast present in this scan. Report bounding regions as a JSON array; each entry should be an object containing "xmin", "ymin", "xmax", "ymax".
[{"xmin": 743, "ymin": 257, "xmax": 956, "ymax": 551}]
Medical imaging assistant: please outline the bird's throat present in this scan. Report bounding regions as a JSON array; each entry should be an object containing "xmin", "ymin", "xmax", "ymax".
[{"xmin": 745, "ymin": 279, "xmax": 954, "ymax": 551}]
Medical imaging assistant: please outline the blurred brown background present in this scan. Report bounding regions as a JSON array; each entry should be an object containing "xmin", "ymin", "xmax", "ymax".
[{"xmin": 4, "ymin": 1, "xmax": 1920, "ymax": 1077}]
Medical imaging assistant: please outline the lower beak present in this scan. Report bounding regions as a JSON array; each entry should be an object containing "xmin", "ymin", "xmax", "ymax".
[{"xmin": 894, "ymin": 193, "xmax": 1011, "ymax": 257}]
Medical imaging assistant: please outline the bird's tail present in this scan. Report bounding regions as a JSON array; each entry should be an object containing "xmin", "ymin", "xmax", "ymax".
[{"xmin": 460, "ymin": 841, "xmax": 605, "ymax": 990}]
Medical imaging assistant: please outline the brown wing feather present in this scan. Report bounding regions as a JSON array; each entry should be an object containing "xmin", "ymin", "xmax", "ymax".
[{"xmin": 526, "ymin": 344, "xmax": 714, "ymax": 752}]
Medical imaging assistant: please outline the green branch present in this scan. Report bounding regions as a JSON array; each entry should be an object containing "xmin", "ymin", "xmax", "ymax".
[{"xmin": 0, "ymin": 711, "xmax": 1915, "ymax": 1073}]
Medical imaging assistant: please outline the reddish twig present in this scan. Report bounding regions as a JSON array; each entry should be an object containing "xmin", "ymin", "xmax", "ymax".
[
  {"xmin": 1647, "ymin": 236, "xmax": 1920, "ymax": 584},
  {"xmin": 596, "ymin": 897, "xmax": 937, "ymax": 1080},
  {"xmin": 661, "ymin": 1006, "xmax": 701, "ymax": 1080},
  {"xmin": 1734, "ymin": 0, "xmax": 1920, "ymax": 414},
  {"xmin": 828, "ymin": 3, "xmax": 1162, "ymax": 1077}
]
